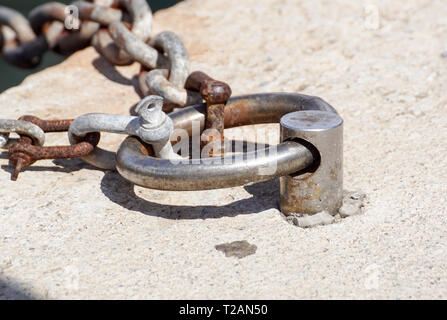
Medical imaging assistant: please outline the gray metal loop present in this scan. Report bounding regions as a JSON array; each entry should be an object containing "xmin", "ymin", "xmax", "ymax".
[
  {"xmin": 0, "ymin": 119, "xmax": 45, "ymax": 148},
  {"xmin": 72, "ymin": 1, "xmax": 122, "ymax": 26},
  {"xmin": 143, "ymin": 31, "xmax": 203, "ymax": 108},
  {"xmin": 0, "ymin": 6, "xmax": 45, "ymax": 68},
  {"xmin": 92, "ymin": 0, "xmax": 153, "ymax": 66},
  {"xmin": 117, "ymin": 138, "xmax": 313, "ymax": 191},
  {"xmin": 0, "ymin": 6, "xmax": 36, "ymax": 43},
  {"xmin": 28, "ymin": 2, "xmax": 67, "ymax": 35},
  {"xmin": 145, "ymin": 69, "xmax": 203, "ymax": 107},
  {"xmin": 108, "ymin": 26, "xmax": 199, "ymax": 107},
  {"xmin": 117, "ymin": 0, "xmax": 152, "ymax": 43},
  {"xmin": 149, "ymin": 31, "xmax": 190, "ymax": 87},
  {"xmin": 69, "ymin": 93, "xmax": 336, "ymax": 170},
  {"xmin": 108, "ymin": 21, "xmax": 169, "ymax": 70},
  {"xmin": 115, "ymin": 93, "xmax": 339, "ymax": 190}
]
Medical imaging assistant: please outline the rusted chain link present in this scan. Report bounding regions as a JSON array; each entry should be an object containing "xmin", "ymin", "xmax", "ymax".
[
  {"xmin": 1, "ymin": 0, "xmax": 232, "ymax": 167},
  {"xmin": 8, "ymin": 116, "xmax": 100, "ymax": 181},
  {"xmin": 185, "ymin": 71, "xmax": 232, "ymax": 157},
  {"xmin": 0, "ymin": 2, "xmax": 346, "ymax": 219}
]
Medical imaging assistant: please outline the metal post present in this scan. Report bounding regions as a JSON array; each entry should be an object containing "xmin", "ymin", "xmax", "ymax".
[{"xmin": 280, "ymin": 110, "xmax": 343, "ymax": 216}]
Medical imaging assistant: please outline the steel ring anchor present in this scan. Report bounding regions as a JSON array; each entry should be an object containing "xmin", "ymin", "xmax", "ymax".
[{"xmin": 116, "ymin": 93, "xmax": 344, "ymax": 215}]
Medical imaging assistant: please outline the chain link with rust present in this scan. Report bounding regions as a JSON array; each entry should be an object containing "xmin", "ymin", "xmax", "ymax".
[
  {"xmin": 0, "ymin": 1, "xmax": 231, "ymax": 111},
  {"xmin": 7, "ymin": 116, "xmax": 100, "ymax": 181},
  {"xmin": 0, "ymin": 0, "xmax": 232, "ymax": 179},
  {"xmin": 0, "ymin": 2, "xmax": 346, "ymax": 218}
]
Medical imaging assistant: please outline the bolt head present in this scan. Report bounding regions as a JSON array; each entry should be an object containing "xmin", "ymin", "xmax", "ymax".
[{"xmin": 136, "ymin": 95, "xmax": 165, "ymax": 128}]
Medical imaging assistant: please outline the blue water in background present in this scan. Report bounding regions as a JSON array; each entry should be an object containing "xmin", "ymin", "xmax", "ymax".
[{"xmin": 0, "ymin": 0, "xmax": 181, "ymax": 92}]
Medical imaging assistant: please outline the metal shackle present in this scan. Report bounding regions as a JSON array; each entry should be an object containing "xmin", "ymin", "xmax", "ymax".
[{"xmin": 279, "ymin": 110, "xmax": 343, "ymax": 215}]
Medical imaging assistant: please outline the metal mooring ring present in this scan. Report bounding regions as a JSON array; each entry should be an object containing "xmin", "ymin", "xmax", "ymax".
[{"xmin": 116, "ymin": 93, "xmax": 344, "ymax": 215}]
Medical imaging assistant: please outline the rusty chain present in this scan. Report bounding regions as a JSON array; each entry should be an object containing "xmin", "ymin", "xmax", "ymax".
[
  {"xmin": 0, "ymin": 0, "xmax": 231, "ymax": 179},
  {"xmin": 0, "ymin": 1, "xmax": 346, "ymax": 217},
  {"xmin": 8, "ymin": 116, "xmax": 100, "ymax": 181}
]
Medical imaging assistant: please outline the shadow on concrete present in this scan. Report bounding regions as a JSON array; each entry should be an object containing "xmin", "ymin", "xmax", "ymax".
[
  {"xmin": 0, "ymin": 277, "xmax": 37, "ymax": 300},
  {"xmin": 100, "ymin": 170, "xmax": 279, "ymax": 220},
  {"xmin": 92, "ymin": 56, "xmax": 135, "ymax": 86},
  {"xmin": 1, "ymin": 154, "xmax": 105, "ymax": 179},
  {"xmin": 92, "ymin": 56, "xmax": 144, "ymax": 100}
]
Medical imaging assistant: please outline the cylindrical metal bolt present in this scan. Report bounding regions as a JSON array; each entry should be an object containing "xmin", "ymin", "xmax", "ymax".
[{"xmin": 279, "ymin": 110, "xmax": 343, "ymax": 215}]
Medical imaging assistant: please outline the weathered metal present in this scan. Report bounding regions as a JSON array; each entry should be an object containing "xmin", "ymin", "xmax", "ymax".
[
  {"xmin": 185, "ymin": 71, "xmax": 232, "ymax": 157},
  {"xmin": 280, "ymin": 110, "xmax": 344, "ymax": 215},
  {"xmin": 7, "ymin": 116, "xmax": 99, "ymax": 181},
  {"xmin": 72, "ymin": 1, "xmax": 122, "ymax": 26},
  {"xmin": 0, "ymin": 119, "xmax": 45, "ymax": 148},
  {"xmin": 92, "ymin": 27, "xmax": 133, "ymax": 65},
  {"xmin": 28, "ymin": 2, "xmax": 67, "ymax": 34},
  {"xmin": 108, "ymin": 21, "xmax": 169, "ymax": 69},
  {"xmin": 54, "ymin": 20, "xmax": 99, "ymax": 55},
  {"xmin": 68, "ymin": 93, "xmax": 337, "ymax": 171},
  {"xmin": 0, "ymin": 6, "xmax": 36, "ymax": 43},
  {"xmin": 92, "ymin": 0, "xmax": 152, "ymax": 66},
  {"xmin": 117, "ymin": 137, "xmax": 314, "ymax": 190},
  {"xmin": 117, "ymin": 0, "xmax": 152, "ymax": 43},
  {"xmin": 143, "ymin": 31, "xmax": 205, "ymax": 109},
  {"xmin": 68, "ymin": 96, "xmax": 178, "ymax": 170},
  {"xmin": 8, "ymin": 131, "xmax": 99, "ymax": 181},
  {"xmin": 115, "ymin": 93, "xmax": 340, "ymax": 198},
  {"xmin": 0, "ymin": 6, "xmax": 45, "ymax": 68},
  {"xmin": 145, "ymin": 69, "xmax": 202, "ymax": 108},
  {"xmin": 0, "ymin": 2, "xmax": 345, "ymax": 219},
  {"xmin": 18, "ymin": 115, "xmax": 72, "ymax": 132}
]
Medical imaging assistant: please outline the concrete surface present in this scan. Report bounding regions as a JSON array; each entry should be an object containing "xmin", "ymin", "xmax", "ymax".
[{"xmin": 0, "ymin": 0, "xmax": 446, "ymax": 299}]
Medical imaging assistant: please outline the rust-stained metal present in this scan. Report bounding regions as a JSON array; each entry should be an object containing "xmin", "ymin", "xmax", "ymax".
[
  {"xmin": 0, "ymin": 118, "xmax": 46, "ymax": 147},
  {"xmin": 18, "ymin": 115, "xmax": 73, "ymax": 132},
  {"xmin": 279, "ymin": 110, "xmax": 343, "ymax": 215},
  {"xmin": 185, "ymin": 71, "xmax": 232, "ymax": 157},
  {"xmin": 8, "ymin": 135, "xmax": 34, "ymax": 181},
  {"xmin": 72, "ymin": 1, "xmax": 122, "ymax": 26},
  {"xmin": 8, "ymin": 116, "xmax": 100, "ymax": 181}
]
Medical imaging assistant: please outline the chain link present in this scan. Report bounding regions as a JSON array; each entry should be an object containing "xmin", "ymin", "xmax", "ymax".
[
  {"xmin": 0, "ymin": 0, "xmax": 232, "ymax": 178},
  {"xmin": 0, "ymin": 119, "xmax": 46, "ymax": 148},
  {"xmin": 0, "ymin": 1, "xmax": 346, "ymax": 219},
  {"xmin": 7, "ymin": 116, "xmax": 100, "ymax": 181}
]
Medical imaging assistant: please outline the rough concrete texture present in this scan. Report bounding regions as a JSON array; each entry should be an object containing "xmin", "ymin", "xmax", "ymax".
[{"xmin": 1, "ymin": 0, "xmax": 447, "ymax": 299}]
